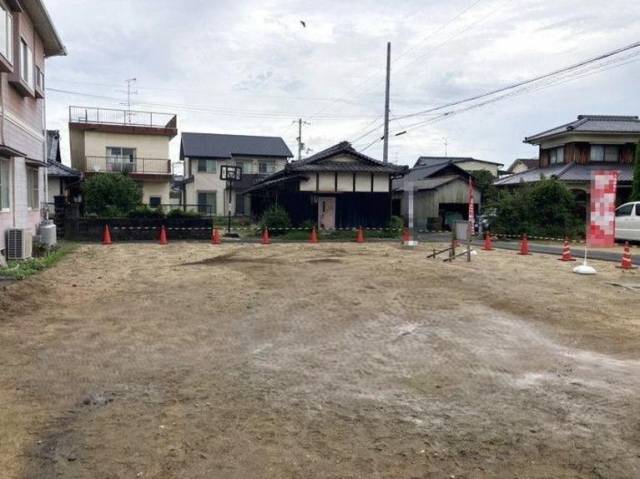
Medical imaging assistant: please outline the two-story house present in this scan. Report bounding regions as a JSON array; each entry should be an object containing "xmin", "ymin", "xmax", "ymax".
[
  {"xmin": 180, "ymin": 132, "xmax": 293, "ymax": 216},
  {"xmin": 496, "ymin": 115, "xmax": 640, "ymax": 203},
  {"xmin": 0, "ymin": 0, "xmax": 65, "ymax": 257},
  {"xmin": 68, "ymin": 106, "xmax": 177, "ymax": 207}
]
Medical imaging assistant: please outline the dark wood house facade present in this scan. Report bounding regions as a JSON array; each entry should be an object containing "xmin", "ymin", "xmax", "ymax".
[
  {"xmin": 496, "ymin": 115, "xmax": 640, "ymax": 207},
  {"xmin": 245, "ymin": 142, "xmax": 406, "ymax": 229}
]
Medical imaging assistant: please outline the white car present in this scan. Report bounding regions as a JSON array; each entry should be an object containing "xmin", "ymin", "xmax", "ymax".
[{"xmin": 615, "ymin": 201, "xmax": 640, "ymax": 242}]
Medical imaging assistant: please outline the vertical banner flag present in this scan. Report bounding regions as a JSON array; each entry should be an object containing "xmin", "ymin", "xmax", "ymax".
[
  {"xmin": 589, "ymin": 170, "xmax": 618, "ymax": 247},
  {"xmin": 468, "ymin": 177, "xmax": 474, "ymax": 233}
]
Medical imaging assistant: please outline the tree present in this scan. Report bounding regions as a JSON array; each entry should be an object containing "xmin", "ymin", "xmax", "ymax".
[
  {"xmin": 260, "ymin": 205, "xmax": 291, "ymax": 234},
  {"xmin": 632, "ymin": 143, "xmax": 640, "ymax": 202},
  {"xmin": 471, "ymin": 170, "xmax": 498, "ymax": 207},
  {"xmin": 493, "ymin": 179, "xmax": 582, "ymax": 238},
  {"xmin": 82, "ymin": 173, "xmax": 142, "ymax": 217}
]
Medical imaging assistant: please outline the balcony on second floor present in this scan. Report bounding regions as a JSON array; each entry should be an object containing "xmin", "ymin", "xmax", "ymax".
[
  {"xmin": 69, "ymin": 106, "xmax": 178, "ymax": 138},
  {"xmin": 84, "ymin": 156, "xmax": 172, "ymax": 177}
]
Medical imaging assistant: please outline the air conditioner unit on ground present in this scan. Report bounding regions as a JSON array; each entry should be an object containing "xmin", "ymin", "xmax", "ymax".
[{"xmin": 6, "ymin": 228, "xmax": 33, "ymax": 260}]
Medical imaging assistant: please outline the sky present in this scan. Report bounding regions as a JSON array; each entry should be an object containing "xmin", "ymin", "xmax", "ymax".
[{"xmin": 43, "ymin": 0, "xmax": 640, "ymax": 172}]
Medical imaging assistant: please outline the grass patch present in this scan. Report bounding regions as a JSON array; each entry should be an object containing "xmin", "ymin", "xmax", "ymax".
[
  {"xmin": 0, "ymin": 243, "xmax": 77, "ymax": 280},
  {"xmin": 277, "ymin": 229, "xmax": 401, "ymax": 241}
]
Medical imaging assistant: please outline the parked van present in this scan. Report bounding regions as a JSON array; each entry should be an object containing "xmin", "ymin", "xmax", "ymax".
[{"xmin": 615, "ymin": 201, "xmax": 640, "ymax": 242}]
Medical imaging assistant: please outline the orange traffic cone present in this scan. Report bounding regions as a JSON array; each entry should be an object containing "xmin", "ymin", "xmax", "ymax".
[
  {"xmin": 558, "ymin": 238, "xmax": 576, "ymax": 261},
  {"xmin": 159, "ymin": 225, "xmax": 168, "ymax": 245},
  {"xmin": 518, "ymin": 234, "xmax": 530, "ymax": 255},
  {"xmin": 402, "ymin": 227, "xmax": 411, "ymax": 243},
  {"xmin": 261, "ymin": 227, "xmax": 271, "ymax": 245},
  {"xmin": 102, "ymin": 225, "xmax": 112, "ymax": 245},
  {"xmin": 356, "ymin": 226, "xmax": 365, "ymax": 243},
  {"xmin": 309, "ymin": 226, "xmax": 319, "ymax": 244},
  {"xmin": 617, "ymin": 241, "xmax": 638, "ymax": 270},
  {"xmin": 482, "ymin": 232, "xmax": 494, "ymax": 251},
  {"xmin": 211, "ymin": 227, "xmax": 221, "ymax": 245}
]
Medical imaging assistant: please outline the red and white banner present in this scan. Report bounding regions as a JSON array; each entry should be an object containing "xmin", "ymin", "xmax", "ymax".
[
  {"xmin": 588, "ymin": 170, "xmax": 618, "ymax": 247},
  {"xmin": 468, "ymin": 177, "xmax": 474, "ymax": 232}
]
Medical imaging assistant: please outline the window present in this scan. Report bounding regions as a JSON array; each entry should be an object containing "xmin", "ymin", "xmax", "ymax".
[
  {"xmin": 197, "ymin": 159, "xmax": 216, "ymax": 173},
  {"xmin": 549, "ymin": 147, "xmax": 564, "ymax": 164},
  {"xmin": 106, "ymin": 147, "xmax": 136, "ymax": 172},
  {"xmin": 259, "ymin": 160, "xmax": 274, "ymax": 174},
  {"xmin": 590, "ymin": 145, "xmax": 604, "ymax": 162},
  {"xmin": 197, "ymin": 191, "xmax": 216, "ymax": 216},
  {"xmin": 20, "ymin": 39, "xmax": 33, "ymax": 86},
  {"xmin": 0, "ymin": 158, "xmax": 9, "ymax": 210},
  {"xmin": 106, "ymin": 146, "xmax": 136, "ymax": 160},
  {"xmin": 27, "ymin": 167, "xmax": 38, "ymax": 209},
  {"xmin": 149, "ymin": 196, "xmax": 161, "ymax": 208},
  {"xmin": 616, "ymin": 204, "xmax": 634, "ymax": 217},
  {"xmin": 0, "ymin": 5, "xmax": 12, "ymax": 63},
  {"xmin": 239, "ymin": 160, "xmax": 252, "ymax": 174},
  {"xmin": 604, "ymin": 145, "xmax": 620, "ymax": 163}
]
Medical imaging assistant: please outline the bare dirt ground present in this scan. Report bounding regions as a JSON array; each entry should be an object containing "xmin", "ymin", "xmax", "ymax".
[{"xmin": 1, "ymin": 241, "xmax": 640, "ymax": 478}]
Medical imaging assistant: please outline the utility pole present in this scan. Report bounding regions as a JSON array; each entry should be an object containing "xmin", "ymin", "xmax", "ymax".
[
  {"xmin": 383, "ymin": 42, "xmax": 391, "ymax": 163},
  {"xmin": 443, "ymin": 137, "xmax": 448, "ymax": 157},
  {"xmin": 296, "ymin": 118, "xmax": 309, "ymax": 161}
]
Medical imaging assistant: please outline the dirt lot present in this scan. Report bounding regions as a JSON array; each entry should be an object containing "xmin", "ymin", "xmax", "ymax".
[{"xmin": 1, "ymin": 241, "xmax": 640, "ymax": 478}]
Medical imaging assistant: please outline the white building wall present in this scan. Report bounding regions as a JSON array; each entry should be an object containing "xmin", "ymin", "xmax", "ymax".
[
  {"xmin": 0, "ymin": 157, "xmax": 44, "ymax": 253},
  {"xmin": 141, "ymin": 181, "xmax": 171, "ymax": 206},
  {"xmin": 84, "ymin": 131, "xmax": 171, "ymax": 158},
  {"xmin": 336, "ymin": 172, "xmax": 352, "ymax": 192},
  {"xmin": 354, "ymin": 172, "xmax": 370, "ymax": 192},
  {"xmin": 317, "ymin": 172, "xmax": 334, "ymax": 192},
  {"xmin": 184, "ymin": 156, "xmax": 289, "ymax": 215},
  {"xmin": 47, "ymin": 177, "xmax": 61, "ymax": 202},
  {"xmin": 373, "ymin": 173, "xmax": 389, "ymax": 192}
]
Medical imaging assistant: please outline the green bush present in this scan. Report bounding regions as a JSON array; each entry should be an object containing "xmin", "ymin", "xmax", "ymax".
[
  {"xmin": 387, "ymin": 215, "xmax": 404, "ymax": 231},
  {"xmin": 128, "ymin": 205, "xmax": 165, "ymax": 219},
  {"xmin": 82, "ymin": 173, "xmax": 142, "ymax": 217},
  {"xmin": 260, "ymin": 205, "xmax": 291, "ymax": 233},
  {"xmin": 472, "ymin": 170, "xmax": 498, "ymax": 206},
  {"xmin": 167, "ymin": 208, "xmax": 202, "ymax": 219},
  {"xmin": 493, "ymin": 179, "xmax": 583, "ymax": 238},
  {"xmin": 300, "ymin": 219, "xmax": 317, "ymax": 230}
]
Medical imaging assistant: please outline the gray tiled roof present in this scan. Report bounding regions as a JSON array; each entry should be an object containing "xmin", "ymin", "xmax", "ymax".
[
  {"xmin": 181, "ymin": 132, "xmax": 293, "ymax": 159},
  {"xmin": 494, "ymin": 162, "xmax": 634, "ymax": 186},
  {"xmin": 415, "ymin": 156, "xmax": 503, "ymax": 167},
  {"xmin": 47, "ymin": 160, "xmax": 81, "ymax": 178},
  {"xmin": 393, "ymin": 161, "xmax": 471, "ymax": 191},
  {"xmin": 525, "ymin": 115, "xmax": 640, "ymax": 143},
  {"xmin": 288, "ymin": 141, "xmax": 405, "ymax": 173},
  {"xmin": 507, "ymin": 158, "xmax": 539, "ymax": 172}
]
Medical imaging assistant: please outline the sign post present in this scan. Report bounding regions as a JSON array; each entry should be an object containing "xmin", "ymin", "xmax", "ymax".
[
  {"xmin": 220, "ymin": 165, "xmax": 243, "ymax": 235},
  {"xmin": 467, "ymin": 176, "xmax": 474, "ymax": 262}
]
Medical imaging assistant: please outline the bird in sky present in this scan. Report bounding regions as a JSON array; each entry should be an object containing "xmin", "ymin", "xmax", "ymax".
[{"xmin": 300, "ymin": 20, "xmax": 306, "ymax": 28}]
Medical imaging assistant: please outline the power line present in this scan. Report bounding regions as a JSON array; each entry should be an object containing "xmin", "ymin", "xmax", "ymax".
[
  {"xmin": 306, "ymin": 0, "xmax": 491, "ymax": 122},
  {"xmin": 46, "ymin": 87, "xmax": 380, "ymax": 121},
  {"xmin": 388, "ymin": 48, "xmax": 640, "ymax": 135},
  {"xmin": 393, "ymin": 40, "xmax": 640, "ymax": 122}
]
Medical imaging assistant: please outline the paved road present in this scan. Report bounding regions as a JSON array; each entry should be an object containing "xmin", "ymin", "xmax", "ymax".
[{"xmin": 417, "ymin": 233, "xmax": 640, "ymax": 266}]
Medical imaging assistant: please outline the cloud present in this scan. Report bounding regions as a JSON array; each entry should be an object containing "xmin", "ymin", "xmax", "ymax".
[{"xmin": 43, "ymin": 0, "xmax": 640, "ymax": 170}]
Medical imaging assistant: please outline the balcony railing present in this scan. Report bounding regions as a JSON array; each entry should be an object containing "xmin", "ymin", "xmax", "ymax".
[
  {"xmin": 85, "ymin": 156, "xmax": 172, "ymax": 175},
  {"xmin": 69, "ymin": 106, "xmax": 177, "ymax": 129}
]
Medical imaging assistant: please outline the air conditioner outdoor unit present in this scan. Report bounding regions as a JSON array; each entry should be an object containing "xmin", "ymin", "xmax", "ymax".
[{"xmin": 6, "ymin": 228, "xmax": 33, "ymax": 260}]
